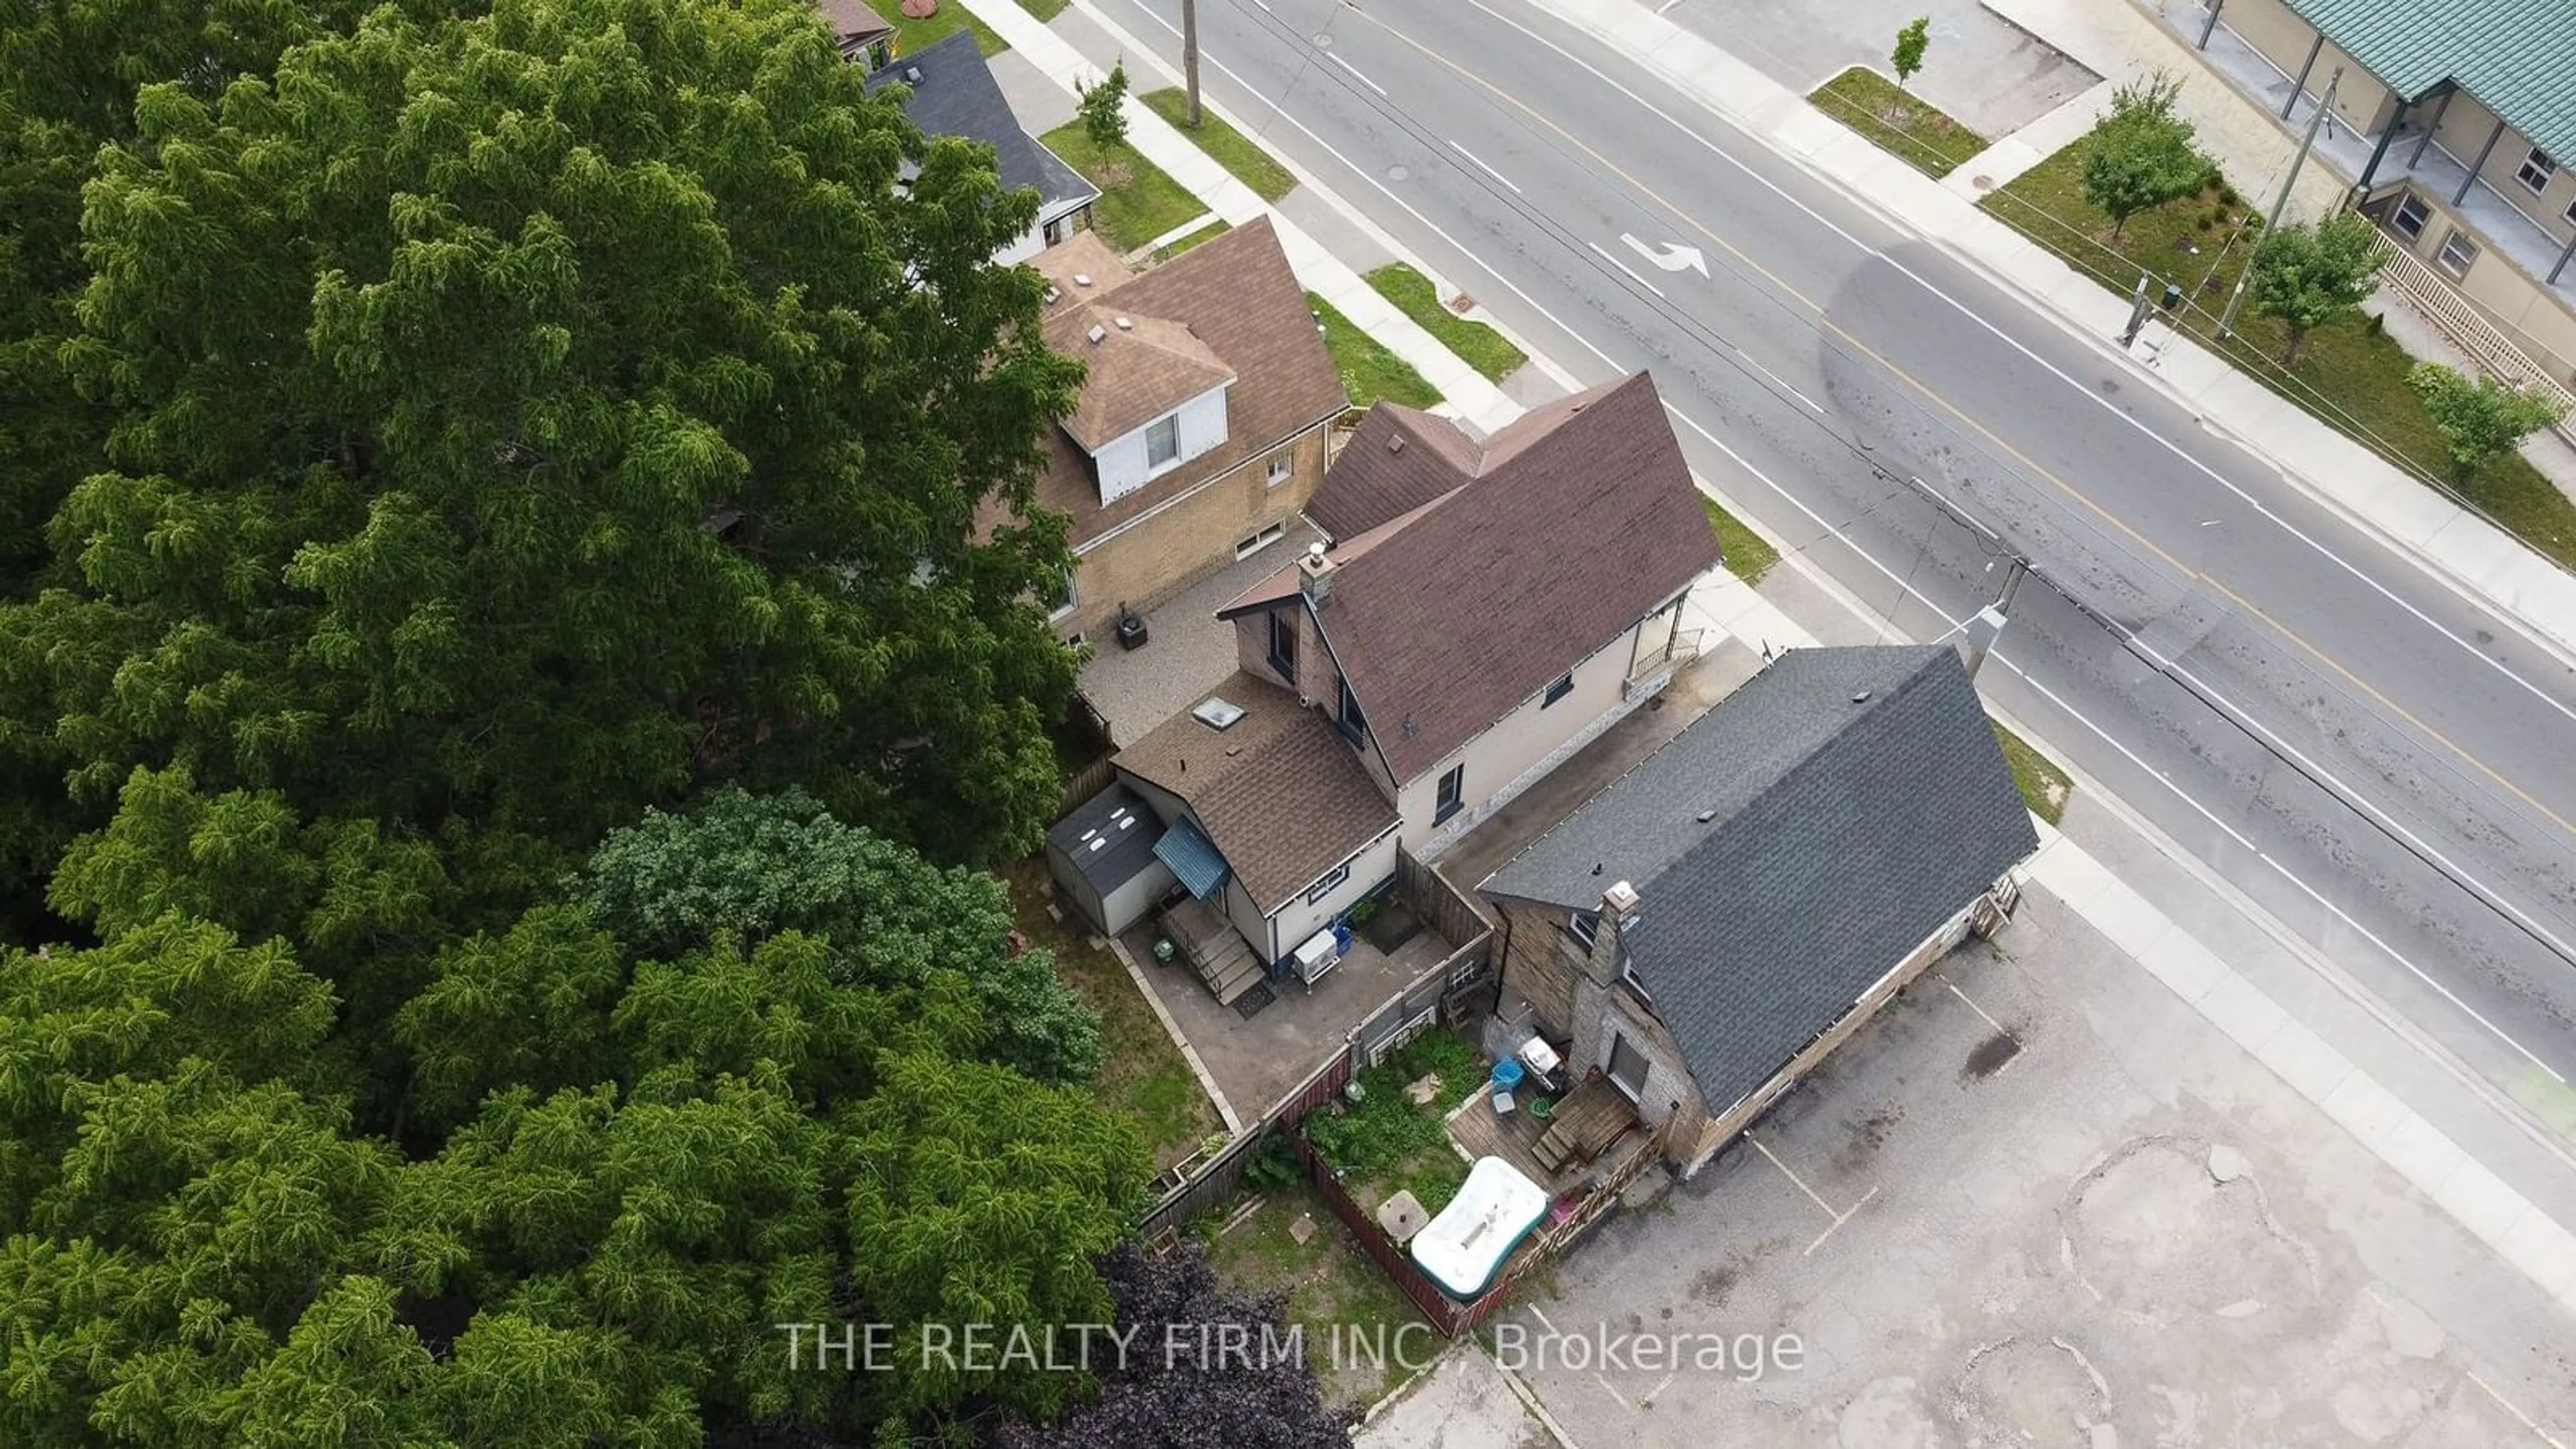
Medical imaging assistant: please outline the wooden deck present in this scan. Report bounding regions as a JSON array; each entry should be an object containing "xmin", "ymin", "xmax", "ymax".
[{"xmin": 1448, "ymin": 1076, "xmax": 1640, "ymax": 1199}]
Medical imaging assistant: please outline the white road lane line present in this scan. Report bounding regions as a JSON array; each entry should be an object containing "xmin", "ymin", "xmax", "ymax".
[
  {"xmin": 1327, "ymin": 52, "xmax": 1387, "ymax": 97},
  {"xmin": 1586, "ymin": 240, "xmax": 1667, "ymax": 299},
  {"xmin": 1448, "ymin": 138, "xmax": 1523, "ymax": 194},
  {"xmin": 1454, "ymin": 0, "xmax": 2576, "ymax": 727}
]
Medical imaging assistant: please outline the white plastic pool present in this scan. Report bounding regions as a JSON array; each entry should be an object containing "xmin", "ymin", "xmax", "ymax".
[{"xmin": 1409, "ymin": 1156, "xmax": 1550, "ymax": 1298}]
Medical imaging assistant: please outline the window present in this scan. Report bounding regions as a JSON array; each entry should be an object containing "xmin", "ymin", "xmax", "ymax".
[
  {"xmin": 2565, "ymin": 193, "xmax": 2576, "ymax": 227},
  {"xmin": 1047, "ymin": 568, "xmax": 1077, "ymax": 621},
  {"xmin": 2436, "ymin": 229, "xmax": 2480, "ymax": 277},
  {"xmin": 2516, "ymin": 146, "xmax": 2556, "ymax": 195},
  {"xmin": 1434, "ymin": 763, "xmax": 1465, "ymax": 824},
  {"xmin": 1305, "ymin": 861, "xmax": 1350, "ymax": 906},
  {"xmin": 1567, "ymin": 910, "xmax": 1599, "ymax": 948},
  {"xmin": 1605, "ymin": 1031, "xmax": 1650, "ymax": 1102},
  {"xmin": 1236, "ymin": 522, "xmax": 1285, "ymax": 560},
  {"xmin": 1542, "ymin": 670, "xmax": 1575, "ymax": 708},
  {"xmin": 1619, "ymin": 955, "xmax": 1652, "ymax": 1005},
  {"xmin": 1267, "ymin": 610, "xmax": 1298, "ymax": 682},
  {"xmin": 1267, "ymin": 454, "xmax": 1293, "ymax": 486},
  {"xmin": 2390, "ymin": 193, "xmax": 2430, "ymax": 240},
  {"xmin": 1338, "ymin": 677, "xmax": 1367, "ymax": 743},
  {"xmin": 1146, "ymin": 414, "xmax": 1180, "ymax": 468}
]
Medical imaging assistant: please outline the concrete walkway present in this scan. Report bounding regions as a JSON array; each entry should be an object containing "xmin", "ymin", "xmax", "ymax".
[
  {"xmin": 1521, "ymin": 0, "xmax": 2576, "ymax": 668},
  {"xmin": 953, "ymin": 0, "xmax": 1523, "ymax": 436}
]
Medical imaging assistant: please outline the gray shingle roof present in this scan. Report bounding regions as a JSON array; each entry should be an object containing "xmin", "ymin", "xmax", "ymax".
[
  {"xmin": 2284, "ymin": 0, "xmax": 2576, "ymax": 164},
  {"xmin": 865, "ymin": 32, "xmax": 1097, "ymax": 217},
  {"xmin": 1482, "ymin": 647, "xmax": 2037, "ymax": 1117},
  {"xmin": 1046, "ymin": 782, "xmax": 1163, "ymax": 893}
]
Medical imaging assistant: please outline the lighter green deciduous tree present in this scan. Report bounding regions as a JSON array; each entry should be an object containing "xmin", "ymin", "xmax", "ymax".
[
  {"xmin": 2407, "ymin": 362, "xmax": 2571, "ymax": 480},
  {"xmin": 2246, "ymin": 212, "xmax": 2384, "ymax": 366}
]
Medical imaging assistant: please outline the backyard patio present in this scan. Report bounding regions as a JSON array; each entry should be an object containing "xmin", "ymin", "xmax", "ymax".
[{"xmin": 1121, "ymin": 902, "xmax": 1460, "ymax": 1124}]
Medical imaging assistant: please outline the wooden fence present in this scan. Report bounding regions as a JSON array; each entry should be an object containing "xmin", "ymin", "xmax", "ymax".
[
  {"xmin": 1057, "ymin": 755, "xmax": 1118, "ymax": 820},
  {"xmin": 1395, "ymin": 845, "xmax": 1493, "ymax": 947},
  {"xmin": 1134, "ymin": 1048, "xmax": 1355, "ymax": 1244}
]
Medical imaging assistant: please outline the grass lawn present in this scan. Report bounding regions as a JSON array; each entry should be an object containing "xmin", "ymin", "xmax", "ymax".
[
  {"xmin": 1808, "ymin": 66, "xmax": 1988, "ymax": 180},
  {"xmin": 999, "ymin": 860, "xmax": 1221, "ymax": 1173},
  {"xmin": 891, "ymin": 3, "xmax": 1006, "ymax": 58},
  {"xmin": 1984, "ymin": 128, "xmax": 2576, "ymax": 570},
  {"xmin": 1140, "ymin": 89, "xmax": 1297, "ymax": 202},
  {"xmin": 1306, "ymin": 291, "xmax": 1441, "ymax": 411},
  {"xmin": 1364, "ymin": 264, "xmax": 1527, "ymax": 382},
  {"xmin": 1703, "ymin": 492, "xmax": 1780, "ymax": 586},
  {"xmin": 1040, "ymin": 121, "xmax": 1210, "ymax": 254},
  {"xmin": 1015, "ymin": 0, "xmax": 1067, "ymax": 17},
  {"xmin": 1157, "ymin": 217, "xmax": 1230, "ymax": 259},
  {"xmin": 1303, "ymin": 1030, "xmax": 1485, "ymax": 1215},
  {"xmin": 1205, "ymin": 1175, "xmax": 1430, "ymax": 1407},
  {"xmin": 1992, "ymin": 722, "xmax": 2072, "ymax": 826}
]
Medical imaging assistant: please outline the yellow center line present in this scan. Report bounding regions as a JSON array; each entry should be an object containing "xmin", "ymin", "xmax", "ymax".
[{"xmin": 1345, "ymin": 8, "xmax": 2575, "ymax": 839}]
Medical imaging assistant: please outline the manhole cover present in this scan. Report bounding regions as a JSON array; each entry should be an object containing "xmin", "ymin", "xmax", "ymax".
[
  {"xmin": 1313, "ymin": 32, "xmax": 1332, "ymax": 46},
  {"xmin": 1387, "ymin": 164, "xmax": 1409, "ymax": 182}
]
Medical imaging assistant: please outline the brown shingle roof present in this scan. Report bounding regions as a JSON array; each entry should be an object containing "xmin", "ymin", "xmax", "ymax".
[
  {"xmin": 816, "ymin": 0, "xmax": 896, "ymax": 51},
  {"xmin": 1046, "ymin": 305, "xmax": 1236, "ymax": 450},
  {"xmin": 1303, "ymin": 373, "xmax": 1723, "ymax": 784},
  {"xmin": 1032, "ymin": 218, "xmax": 1347, "ymax": 548},
  {"xmin": 1115, "ymin": 671, "xmax": 1397, "ymax": 912}
]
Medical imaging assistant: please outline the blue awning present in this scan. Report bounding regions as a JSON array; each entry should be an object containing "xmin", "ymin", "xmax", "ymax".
[{"xmin": 1152, "ymin": 816, "xmax": 1233, "ymax": 900}]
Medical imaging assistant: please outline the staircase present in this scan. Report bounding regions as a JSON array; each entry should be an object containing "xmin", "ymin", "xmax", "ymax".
[
  {"xmin": 1195, "ymin": 932, "xmax": 1265, "ymax": 1006},
  {"xmin": 1161, "ymin": 894, "xmax": 1268, "ymax": 1006}
]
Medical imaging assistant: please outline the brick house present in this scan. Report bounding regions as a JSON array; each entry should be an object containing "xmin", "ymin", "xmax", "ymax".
[
  {"xmin": 1024, "ymin": 219, "xmax": 1347, "ymax": 643},
  {"xmin": 1479, "ymin": 645, "xmax": 2037, "ymax": 1178}
]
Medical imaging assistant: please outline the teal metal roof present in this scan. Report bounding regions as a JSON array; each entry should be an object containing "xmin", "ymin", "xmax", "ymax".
[
  {"xmin": 1151, "ymin": 816, "xmax": 1232, "ymax": 900},
  {"xmin": 2285, "ymin": 0, "xmax": 2576, "ymax": 164}
]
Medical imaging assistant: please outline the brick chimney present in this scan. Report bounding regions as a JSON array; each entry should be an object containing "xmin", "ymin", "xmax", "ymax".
[
  {"xmin": 1586, "ymin": 879, "xmax": 1638, "ymax": 985},
  {"xmin": 1297, "ymin": 541, "xmax": 1335, "ymax": 605}
]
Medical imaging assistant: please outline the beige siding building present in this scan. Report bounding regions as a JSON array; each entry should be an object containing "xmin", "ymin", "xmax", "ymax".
[{"xmin": 2181, "ymin": 0, "xmax": 2576, "ymax": 385}]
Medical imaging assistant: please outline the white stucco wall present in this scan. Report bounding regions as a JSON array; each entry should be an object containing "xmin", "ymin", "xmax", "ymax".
[
  {"xmin": 1399, "ymin": 605, "xmax": 1686, "ymax": 856},
  {"xmin": 1095, "ymin": 384, "xmax": 1230, "ymax": 504}
]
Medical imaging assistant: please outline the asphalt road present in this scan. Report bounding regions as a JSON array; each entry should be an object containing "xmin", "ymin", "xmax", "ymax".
[{"xmin": 1081, "ymin": 0, "xmax": 2576, "ymax": 1116}]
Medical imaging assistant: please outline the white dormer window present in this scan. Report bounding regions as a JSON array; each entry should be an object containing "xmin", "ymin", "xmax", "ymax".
[{"xmin": 1146, "ymin": 415, "xmax": 1180, "ymax": 468}]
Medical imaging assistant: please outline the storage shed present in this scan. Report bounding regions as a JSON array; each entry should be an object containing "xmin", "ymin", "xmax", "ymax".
[{"xmin": 1045, "ymin": 783, "xmax": 1176, "ymax": 936}]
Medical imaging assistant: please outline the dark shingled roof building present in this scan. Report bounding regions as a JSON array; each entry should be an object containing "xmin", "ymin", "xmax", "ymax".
[
  {"xmin": 863, "ymin": 32, "xmax": 1096, "ymax": 241},
  {"xmin": 1483, "ymin": 645, "xmax": 2037, "ymax": 1120}
]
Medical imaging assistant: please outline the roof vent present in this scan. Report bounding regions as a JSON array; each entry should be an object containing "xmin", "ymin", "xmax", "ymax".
[
  {"xmin": 1072, "ymin": 272, "xmax": 1094, "ymax": 288},
  {"xmin": 1043, "ymin": 285, "xmax": 1059, "ymax": 304},
  {"xmin": 1086, "ymin": 324, "xmax": 1107, "ymax": 345},
  {"xmin": 1114, "ymin": 315, "xmax": 1133, "ymax": 330},
  {"xmin": 1850, "ymin": 690, "xmax": 1871, "ymax": 704},
  {"xmin": 1695, "ymin": 808, "xmax": 1717, "ymax": 823},
  {"xmin": 1191, "ymin": 697, "xmax": 1246, "ymax": 731},
  {"xmin": 903, "ymin": 65, "xmax": 922, "ymax": 83},
  {"xmin": 1387, "ymin": 435, "xmax": 1405, "ymax": 455}
]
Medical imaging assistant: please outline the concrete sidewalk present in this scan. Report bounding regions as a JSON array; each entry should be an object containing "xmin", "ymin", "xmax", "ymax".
[
  {"xmin": 1521, "ymin": 0, "xmax": 2576, "ymax": 669},
  {"xmin": 953, "ymin": 0, "xmax": 1523, "ymax": 437}
]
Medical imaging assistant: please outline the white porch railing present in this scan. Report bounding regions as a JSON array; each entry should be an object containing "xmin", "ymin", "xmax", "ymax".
[{"xmin": 2364, "ymin": 221, "xmax": 2576, "ymax": 449}]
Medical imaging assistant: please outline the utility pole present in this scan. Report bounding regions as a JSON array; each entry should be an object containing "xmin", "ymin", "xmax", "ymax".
[
  {"xmin": 1183, "ymin": 0, "xmax": 1201, "ymax": 126},
  {"xmin": 2118, "ymin": 270, "xmax": 2152, "ymax": 347},
  {"xmin": 1896, "ymin": 474, "xmax": 2028, "ymax": 680},
  {"xmin": 2217, "ymin": 66, "xmax": 2339, "ymax": 340}
]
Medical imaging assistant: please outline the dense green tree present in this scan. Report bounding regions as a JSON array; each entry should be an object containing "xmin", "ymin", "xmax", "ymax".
[
  {"xmin": 0, "ymin": 0, "xmax": 1085, "ymax": 929},
  {"xmin": 1890, "ymin": 17, "xmax": 1929, "ymax": 93},
  {"xmin": 2408, "ymin": 361, "xmax": 2570, "ymax": 480},
  {"xmin": 574, "ymin": 787, "xmax": 1101, "ymax": 1085},
  {"xmin": 2247, "ymin": 211, "xmax": 2383, "ymax": 365},
  {"xmin": 2079, "ymin": 72, "xmax": 2213, "ymax": 239}
]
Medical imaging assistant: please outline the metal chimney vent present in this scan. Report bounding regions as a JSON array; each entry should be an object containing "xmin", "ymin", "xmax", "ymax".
[
  {"xmin": 1191, "ymin": 697, "xmax": 1246, "ymax": 731},
  {"xmin": 1086, "ymin": 324, "xmax": 1107, "ymax": 345},
  {"xmin": 1114, "ymin": 316, "xmax": 1133, "ymax": 330},
  {"xmin": 903, "ymin": 66, "xmax": 922, "ymax": 83},
  {"xmin": 1072, "ymin": 272, "xmax": 1094, "ymax": 288}
]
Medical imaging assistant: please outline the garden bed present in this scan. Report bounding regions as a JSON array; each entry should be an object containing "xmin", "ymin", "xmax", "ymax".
[{"xmin": 1808, "ymin": 66, "xmax": 1988, "ymax": 180}]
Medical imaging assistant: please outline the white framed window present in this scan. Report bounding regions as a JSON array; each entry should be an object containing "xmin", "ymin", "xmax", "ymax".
[
  {"xmin": 1434, "ymin": 763, "xmax": 1465, "ymax": 824},
  {"xmin": 1619, "ymin": 955, "xmax": 1652, "ymax": 1005},
  {"xmin": 1235, "ymin": 522, "xmax": 1285, "ymax": 560},
  {"xmin": 1146, "ymin": 414, "xmax": 1180, "ymax": 468},
  {"xmin": 1046, "ymin": 567, "xmax": 1077, "ymax": 621},
  {"xmin": 1542, "ymin": 670, "xmax": 1574, "ymax": 708},
  {"xmin": 2516, "ymin": 146, "xmax": 2555, "ymax": 194},
  {"xmin": 1266, "ymin": 453, "xmax": 1293, "ymax": 486},
  {"xmin": 2564, "ymin": 193, "xmax": 2576, "ymax": 227},
  {"xmin": 2390, "ymin": 193, "xmax": 2430, "ymax": 240},
  {"xmin": 1305, "ymin": 861, "xmax": 1350, "ymax": 906},
  {"xmin": 1567, "ymin": 910, "xmax": 1598, "ymax": 948},
  {"xmin": 2436, "ymin": 229, "xmax": 2480, "ymax": 277}
]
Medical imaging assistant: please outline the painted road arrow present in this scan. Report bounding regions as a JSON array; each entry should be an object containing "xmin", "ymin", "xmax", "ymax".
[{"xmin": 1621, "ymin": 233, "xmax": 1709, "ymax": 278}]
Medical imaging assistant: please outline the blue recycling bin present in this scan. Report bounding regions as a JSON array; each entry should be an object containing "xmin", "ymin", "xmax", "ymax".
[
  {"xmin": 1490, "ymin": 1057, "xmax": 1525, "ymax": 1092},
  {"xmin": 1333, "ymin": 922, "xmax": 1354, "ymax": 957}
]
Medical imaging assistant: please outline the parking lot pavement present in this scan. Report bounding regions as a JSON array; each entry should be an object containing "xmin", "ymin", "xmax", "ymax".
[
  {"xmin": 1656, "ymin": 0, "xmax": 2099, "ymax": 138},
  {"xmin": 1485, "ymin": 885, "xmax": 2576, "ymax": 1447}
]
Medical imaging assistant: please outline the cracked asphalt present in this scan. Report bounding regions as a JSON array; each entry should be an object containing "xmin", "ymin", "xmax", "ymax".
[{"xmin": 1467, "ymin": 883, "xmax": 2576, "ymax": 1446}]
